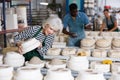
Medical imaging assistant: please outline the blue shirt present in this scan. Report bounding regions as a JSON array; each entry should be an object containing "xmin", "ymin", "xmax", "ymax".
[{"xmin": 63, "ymin": 12, "xmax": 89, "ymax": 39}]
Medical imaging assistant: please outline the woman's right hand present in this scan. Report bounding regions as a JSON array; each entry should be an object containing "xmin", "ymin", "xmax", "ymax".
[{"xmin": 98, "ymin": 32, "xmax": 102, "ymax": 36}]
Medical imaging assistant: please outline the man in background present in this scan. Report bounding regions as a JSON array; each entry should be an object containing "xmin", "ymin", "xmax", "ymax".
[{"xmin": 62, "ymin": 3, "xmax": 91, "ymax": 47}]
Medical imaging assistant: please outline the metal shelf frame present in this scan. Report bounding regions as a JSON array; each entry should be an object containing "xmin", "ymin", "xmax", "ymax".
[
  {"xmin": 1, "ymin": 0, "xmax": 32, "ymax": 47},
  {"xmin": 2, "ymin": 0, "xmax": 7, "ymax": 47}
]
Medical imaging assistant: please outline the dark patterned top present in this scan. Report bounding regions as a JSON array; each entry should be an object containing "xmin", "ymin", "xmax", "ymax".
[{"xmin": 14, "ymin": 25, "xmax": 55, "ymax": 56}]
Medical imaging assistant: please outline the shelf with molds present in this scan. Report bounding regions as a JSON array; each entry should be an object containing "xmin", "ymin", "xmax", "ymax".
[{"xmin": 43, "ymin": 55, "xmax": 120, "ymax": 62}]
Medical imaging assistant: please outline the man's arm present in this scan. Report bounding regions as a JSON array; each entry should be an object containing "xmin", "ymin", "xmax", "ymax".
[
  {"xmin": 62, "ymin": 28, "xmax": 77, "ymax": 37},
  {"xmin": 81, "ymin": 12, "xmax": 92, "ymax": 29},
  {"xmin": 85, "ymin": 23, "xmax": 92, "ymax": 29},
  {"xmin": 62, "ymin": 14, "xmax": 77, "ymax": 37}
]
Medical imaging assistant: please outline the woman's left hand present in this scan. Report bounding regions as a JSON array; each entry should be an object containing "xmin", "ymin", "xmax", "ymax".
[
  {"xmin": 16, "ymin": 41, "xmax": 24, "ymax": 54},
  {"xmin": 38, "ymin": 42, "xmax": 42, "ymax": 49},
  {"xmin": 18, "ymin": 45, "xmax": 23, "ymax": 54}
]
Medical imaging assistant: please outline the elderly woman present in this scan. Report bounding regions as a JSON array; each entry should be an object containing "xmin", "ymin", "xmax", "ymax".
[{"xmin": 14, "ymin": 16, "xmax": 63, "ymax": 61}]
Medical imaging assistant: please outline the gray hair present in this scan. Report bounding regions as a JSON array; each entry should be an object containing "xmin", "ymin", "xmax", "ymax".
[{"xmin": 42, "ymin": 15, "xmax": 63, "ymax": 32}]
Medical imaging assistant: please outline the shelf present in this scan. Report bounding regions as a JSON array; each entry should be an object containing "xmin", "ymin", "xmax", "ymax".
[
  {"xmin": 43, "ymin": 55, "xmax": 120, "ymax": 61},
  {"xmin": 88, "ymin": 57, "xmax": 120, "ymax": 61},
  {"xmin": 0, "ymin": 28, "xmax": 26, "ymax": 34},
  {"xmin": 0, "ymin": 0, "xmax": 11, "ymax": 2},
  {"xmin": 43, "ymin": 55, "xmax": 69, "ymax": 60},
  {"xmin": 41, "ymin": 68, "xmax": 111, "ymax": 79},
  {"xmin": 11, "ymin": 4, "xmax": 29, "ymax": 7}
]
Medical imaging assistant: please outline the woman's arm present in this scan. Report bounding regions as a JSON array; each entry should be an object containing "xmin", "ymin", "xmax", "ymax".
[
  {"xmin": 37, "ymin": 34, "xmax": 54, "ymax": 56},
  {"xmin": 14, "ymin": 26, "xmax": 41, "ymax": 53},
  {"xmin": 14, "ymin": 26, "xmax": 40, "ymax": 44},
  {"xmin": 100, "ymin": 22, "xmax": 106, "ymax": 32}
]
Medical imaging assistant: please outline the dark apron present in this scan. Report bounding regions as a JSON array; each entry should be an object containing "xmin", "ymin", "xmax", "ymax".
[
  {"xmin": 23, "ymin": 49, "xmax": 43, "ymax": 61},
  {"xmin": 23, "ymin": 28, "xmax": 44, "ymax": 61},
  {"xmin": 106, "ymin": 16, "xmax": 119, "ymax": 32}
]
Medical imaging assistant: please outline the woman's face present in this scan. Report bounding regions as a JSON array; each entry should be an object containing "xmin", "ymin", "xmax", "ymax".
[
  {"xmin": 44, "ymin": 24, "xmax": 57, "ymax": 35},
  {"xmin": 104, "ymin": 11, "xmax": 110, "ymax": 17}
]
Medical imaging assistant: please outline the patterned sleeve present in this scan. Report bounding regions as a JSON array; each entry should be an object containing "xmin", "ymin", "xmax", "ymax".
[
  {"xmin": 14, "ymin": 26, "xmax": 41, "ymax": 44},
  {"xmin": 37, "ymin": 34, "xmax": 55, "ymax": 56}
]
